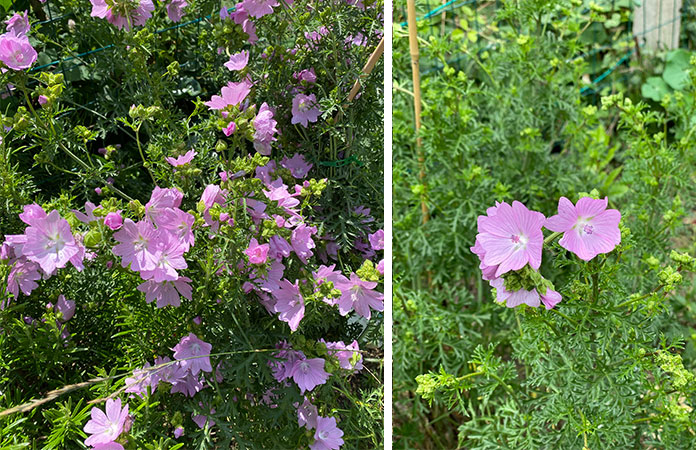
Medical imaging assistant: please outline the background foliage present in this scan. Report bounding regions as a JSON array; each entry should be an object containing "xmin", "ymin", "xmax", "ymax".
[{"xmin": 394, "ymin": 0, "xmax": 696, "ymax": 448}]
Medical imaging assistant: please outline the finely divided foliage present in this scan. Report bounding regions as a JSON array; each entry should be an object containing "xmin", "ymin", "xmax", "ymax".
[
  {"xmin": 395, "ymin": 1, "xmax": 696, "ymax": 448},
  {"xmin": 0, "ymin": 0, "xmax": 383, "ymax": 448}
]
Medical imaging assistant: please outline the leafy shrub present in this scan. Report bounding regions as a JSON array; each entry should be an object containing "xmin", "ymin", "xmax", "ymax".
[
  {"xmin": 0, "ymin": 1, "xmax": 384, "ymax": 449},
  {"xmin": 394, "ymin": 2, "xmax": 696, "ymax": 448}
]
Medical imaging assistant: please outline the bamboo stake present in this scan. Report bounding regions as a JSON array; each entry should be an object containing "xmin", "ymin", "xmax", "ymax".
[
  {"xmin": 440, "ymin": 0, "xmax": 448, "ymax": 36},
  {"xmin": 347, "ymin": 36, "xmax": 385, "ymax": 102},
  {"xmin": 406, "ymin": 0, "xmax": 429, "ymax": 225}
]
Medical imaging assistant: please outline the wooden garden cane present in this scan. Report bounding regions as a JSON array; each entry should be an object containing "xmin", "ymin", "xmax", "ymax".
[
  {"xmin": 347, "ymin": 36, "xmax": 385, "ymax": 103},
  {"xmin": 406, "ymin": 0, "xmax": 429, "ymax": 225},
  {"xmin": 406, "ymin": 0, "xmax": 432, "ymax": 287}
]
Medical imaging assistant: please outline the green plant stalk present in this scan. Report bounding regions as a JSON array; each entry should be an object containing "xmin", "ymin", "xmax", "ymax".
[{"xmin": 135, "ymin": 123, "xmax": 157, "ymax": 185}]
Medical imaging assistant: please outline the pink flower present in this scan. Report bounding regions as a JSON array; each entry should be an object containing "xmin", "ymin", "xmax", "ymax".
[
  {"xmin": 323, "ymin": 340, "xmax": 363, "ymax": 372},
  {"xmin": 200, "ymin": 185, "xmax": 226, "ymax": 231},
  {"xmin": 294, "ymin": 68, "xmax": 317, "ymax": 84},
  {"xmin": 291, "ymin": 224, "xmax": 317, "ymax": 264},
  {"xmin": 242, "ymin": 0, "xmax": 279, "ymax": 18},
  {"xmin": 291, "ymin": 93, "xmax": 321, "ymax": 127},
  {"xmin": 335, "ymin": 273, "xmax": 384, "ymax": 319},
  {"xmin": 310, "ymin": 416, "xmax": 344, "ymax": 450},
  {"xmin": 56, "ymin": 294, "xmax": 75, "ymax": 321},
  {"xmin": 166, "ymin": 0, "xmax": 188, "ymax": 22},
  {"xmin": 489, "ymin": 277, "xmax": 562, "ymax": 310},
  {"xmin": 19, "ymin": 203, "xmax": 47, "ymax": 226},
  {"xmin": 5, "ymin": 11, "xmax": 30, "ymax": 37},
  {"xmin": 0, "ymin": 33, "xmax": 36, "ymax": 70},
  {"xmin": 38, "ymin": 95, "xmax": 48, "ymax": 105},
  {"xmin": 230, "ymin": 3, "xmax": 259, "ymax": 44},
  {"xmin": 253, "ymin": 102, "xmax": 278, "ymax": 155},
  {"xmin": 376, "ymin": 259, "xmax": 384, "ymax": 275},
  {"xmin": 245, "ymin": 238, "xmax": 269, "ymax": 264},
  {"xmin": 224, "ymin": 50, "xmax": 249, "ymax": 71},
  {"xmin": 22, "ymin": 210, "xmax": 80, "ymax": 274},
  {"xmin": 137, "ymin": 277, "xmax": 192, "ymax": 308},
  {"xmin": 145, "ymin": 187, "xmax": 183, "ymax": 223},
  {"xmin": 170, "ymin": 371, "xmax": 204, "ymax": 397},
  {"xmin": 273, "ymin": 279, "xmax": 305, "ymax": 331},
  {"xmin": 124, "ymin": 362, "xmax": 157, "ymax": 397},
  {"xmin": 155, "ymin": 208, "xmax": 195, "ymax": 251},
  {"xmin": 83, "ymin": 398, "xmax": 129, "ymax": 447},
  {"xmin": 291, "ymin": 358, "xmax": 330, "ymax": 393},
  {"xmin": 139, "ymin": 231, "xmax": 188, "ymax": 282},
  {"xmin": 192, "ymin": 407, "xmax": 216, "ymax": 429},
  {"xmin": 281, "ymin": 153, "xmax": 313, "ymax": 179},
  {"xmin": 89, "ymin": 0, "xmax": 155, "ymax": 31},
  {"xmin": 5, "ymin": 259, "xmax": 40, "ymax": 300},
  {"xmin": 112, "ymin": 219, "xmax": 158, "ymax": 272},
  {"xmin": 269, "ymin": 341, "xmax": 304, "ymax": 381},
  {"xmin": 472, "ymin": 201, "xmax": 545, "ymax": 279},
  {"xmin": 222, "ymin": 121, "xmax": 236, "ymax": 136},
  {"xmin": 173, "ymin": 427, "xmax": 184, "ymax": 438},
  {"xmin": 204, "ymin": 79, "xmax": 252, "ymax": 110},
  {"xmin": 545, "ymin": 196, "xmax": 621, "ymax": 261},
  {"xmin": 104, "ymin": 212, "xmax": 123, "ymax": 230},
  {"xmin": 73, "ymin": 201, "xmax": 101, "ymax": 224},
  {"xmin": 172, "ymin": 333, "xmax": 213, "ymax": 375},
  {"xmin": 269, "ymin": 235, "xmax": 292, "ymax": 260},
  {"xmin": 297, "ymin": 397, "xmax": 318, "ymax": 430},
  {"xmin": 165, "ymin": 150, "xmax": 197, "ymax": 167},
  {"xmin": 313, "ymin": 265, "xmax": 349, "ymax": 305},
  {"xmin": 368, "ymin": 229, "xmax": 384, "ymax": 250}
]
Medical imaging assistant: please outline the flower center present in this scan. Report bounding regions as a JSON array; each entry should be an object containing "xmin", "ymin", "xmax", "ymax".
[
  {"xmin": 510, "ymin": 233, "xmax": 527, "ymax": 249},
  {"xmin": 192, "ymin": 343, "xmax": 201, "ymax": 353},
  {"xmin": 318, "ymin": 430, "xmax": 329, "ymax": 440},
  {"xmin": 46, "ymin": 232, "xmax": 66, "ymax": 253},
  {"xmin": 108, "ymin": 421, "xmax": 119, "ymax": 437},
  {"xmin": 576, "ymin": 218, "xmax": 594, "ymax": 236},
  {"xmin": 300, "ymin": 361, "xmax": 310, "ymax": 373}
]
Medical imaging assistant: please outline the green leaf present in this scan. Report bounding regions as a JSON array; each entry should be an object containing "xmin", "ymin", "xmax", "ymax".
[
  {"xmin": 662, "ymin": 49, "xmax": 692, "ymax": 90},
  {"xmin": 641, "ymin": 76, "xmax": 671, "ymax": 101}
]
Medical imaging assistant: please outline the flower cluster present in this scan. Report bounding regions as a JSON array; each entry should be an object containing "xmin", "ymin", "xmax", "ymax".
[
  {"xmin": 2, "ymin": 205, "xmax": 84, "ymax": 306},
  {"xmin": 89, "ymin": 0, "xmax": 155, "ymax": 31},
  {"xmin": 124, "ymin": 333, "xmax": 212, "ymax": 400},
  {"xmin": 471, "ymin": 197, "xmax": 621, "ymax": 309},
  {"xmin": 298, "ymin": 398, "xmax": 345, "ymax": 450},
  {"xmin": 270, "ymin": 339, "xmax": 363, "ymax": 449},
  {"xmin": 112, "ymin": 187, "xmax": 195, "ymax": 308},
  {"xmin": 0, "ymin": 11, "xmax": 37, "ymax": 71}
]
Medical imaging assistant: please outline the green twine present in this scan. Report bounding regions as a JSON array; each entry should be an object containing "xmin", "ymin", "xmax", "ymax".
[{"xmin": 317, "ymin": 155, "xmax": 363, "ymax": 167}]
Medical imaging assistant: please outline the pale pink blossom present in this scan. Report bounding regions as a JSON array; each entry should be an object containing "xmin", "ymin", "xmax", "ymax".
[
  {"xmin": 291, "ymin": 358, "xmax": 330, "ymax": 393},
  {"xmin": 224, "ymin": 50, "xmax": 249, "ymax": 71},
  {"xmin": 137, "ymin": 277, "xmax": 192, "ymax": 308},
  {"xmin": 165, "ymin": 150, "xmax": 197, "ymax": 167},
  {"xmin": 172, "ymin": 333, "xmax": 213, "ymax": 375},
  {"xmin": 335, "ymin": 273, "xmax": 384, "ymax": 319},
  {"xmin": 22, "ymin": 210, "xmax": 80, "ymax": 274},
  {"xmin": 83, "ymin": 398, "xmax": 129, "ymax": 447}
]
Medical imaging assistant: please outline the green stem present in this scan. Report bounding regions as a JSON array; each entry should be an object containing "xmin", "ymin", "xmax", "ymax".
[
  {"xmin": 549, "ymin": 308, "xmax": 577, "ymax": 325},
  {"xmin": 616, "ymin": 286, "xmax": 664, "ymax": 309},
  {"xmin": 135, "ymin": 123, "xmax": 157, "ymax": 185},
  {"xmin": 544, "ymin": 231, "xmax": 562, "ymax": 245}
]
